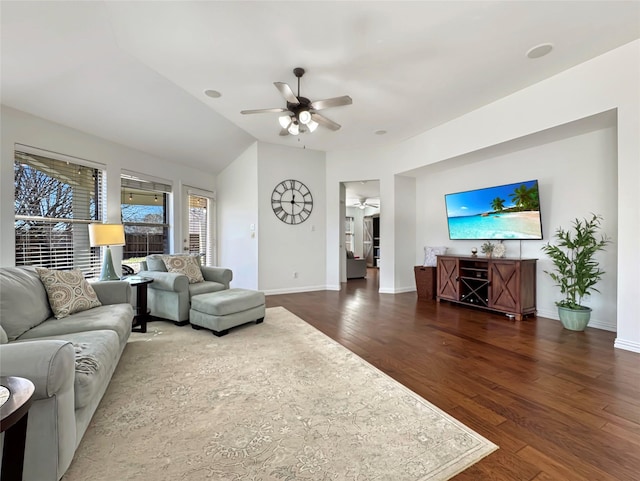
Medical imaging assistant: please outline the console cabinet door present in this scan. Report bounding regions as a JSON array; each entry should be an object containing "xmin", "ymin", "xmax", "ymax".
[
  {"xmin": 489, "ymin": 260, "xmax": 520, "ymax": 312},
  {"xmin": 437, "ymin": 257, "xmax": 459, "ymax": 301}
]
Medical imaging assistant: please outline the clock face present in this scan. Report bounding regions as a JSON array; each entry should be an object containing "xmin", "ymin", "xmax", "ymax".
[{"xmin": 271, "ymin": 179, "xmax": 313, "ymax": 224}]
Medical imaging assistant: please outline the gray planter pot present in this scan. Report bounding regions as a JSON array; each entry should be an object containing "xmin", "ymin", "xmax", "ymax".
[{"xmin": 558, "ymin": 306, "xmax": 592, "ymax": 331}]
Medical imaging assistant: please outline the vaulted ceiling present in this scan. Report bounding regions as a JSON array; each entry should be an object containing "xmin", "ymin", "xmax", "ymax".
[{"xmin": 2, "ymin": 1, "xmax": 639, "ymax": 174}]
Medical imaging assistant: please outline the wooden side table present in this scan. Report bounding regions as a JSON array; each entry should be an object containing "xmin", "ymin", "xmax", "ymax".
[
  {"xmin": 123, "ymin": 276, "xmax": 154, "ymax": 333},
  {"xmin": 1, "ymin": 376, "xmax": 35, "ymax": 481}
]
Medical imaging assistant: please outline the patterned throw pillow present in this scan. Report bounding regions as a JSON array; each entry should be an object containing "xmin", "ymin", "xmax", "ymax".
[
  {"xmin": 423, "ymin": 246, "xmax": 447, "ymax": 267},
  {"xmin": 161, "ymin": 255, "xmax": 204, "ymax": 284},
  {"xmin": 36, "ymin": 268, "xmax": 102, "ymax": 319}
]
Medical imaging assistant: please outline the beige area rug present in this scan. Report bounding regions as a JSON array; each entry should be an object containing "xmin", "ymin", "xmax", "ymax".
[{"xmin": 63, "ymin": 307, "xmax": 497, "ymax": 481}]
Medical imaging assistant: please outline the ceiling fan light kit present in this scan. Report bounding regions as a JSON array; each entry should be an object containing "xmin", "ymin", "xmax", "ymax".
[
  {"xmin": 241, "ymin": 67, "xmax": 352, "ymax": 136},
  {"xmin": 298, "ymin": 110, "xmax": 311, "ymax": 125},
  {"xmin": 288, "ymin": 121, "xmax": 300, "ymax": 136},
  {"xmin": 279, "ymin": 115, "xmax": 292, "ymax": 129}
]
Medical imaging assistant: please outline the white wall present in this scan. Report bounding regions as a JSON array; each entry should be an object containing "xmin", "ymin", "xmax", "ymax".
[
  {"xmin": 217, "ymin": 142, "xmax": 259, "ymax": 289},
  {"xmin": 1, "ymin": 105, "xmax": 216, "ymax": 268},
  {"xmin": 257, "ymin": 143, "xmax": 326, "ymax": 294},
  {"xmin": 326, "ymin": 40, "xmax": 640, "ymax": 352},
  {"xmin": 392, "ymin": 175, "xmax": 416, "ymax": 293}
]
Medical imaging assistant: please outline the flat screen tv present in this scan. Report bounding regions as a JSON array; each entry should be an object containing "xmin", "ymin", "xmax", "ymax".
[{"xmin": 445, "ymin": 180, "xmax": 543, "ymax": 240}]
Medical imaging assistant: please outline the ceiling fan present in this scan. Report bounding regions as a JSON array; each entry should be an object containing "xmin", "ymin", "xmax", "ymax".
[
  {"xmin": 352, "ymin": 198, "xmax": 379, "ymax": 210},
  {"xmin": 241, "ymin": 67, "xmax": 352, "ymax": 136}
]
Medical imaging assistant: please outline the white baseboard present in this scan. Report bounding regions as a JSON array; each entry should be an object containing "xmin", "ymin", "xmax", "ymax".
[
  {"xmin": 378, "ymin": 286, "xmax": 417, "ymax": 294},
  {"xmin": 263, "ymin": 285, "xmax": 328, "ymax": 296},
  {"xmin": 614, "ymin": 338, "xmax": 640, "ymax": 353},
  {"xmin": 586, "ymin": 318, "xmax": 617, "ymax": 332},
  {"xmin": 534, "ymin": 307, "xmax": 557, "ymax": 320}
]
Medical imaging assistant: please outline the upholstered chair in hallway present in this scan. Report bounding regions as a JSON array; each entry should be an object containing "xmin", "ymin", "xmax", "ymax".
[{"xmin": 346, "ymin": 251, "xmax": 367, "ymax": 279}]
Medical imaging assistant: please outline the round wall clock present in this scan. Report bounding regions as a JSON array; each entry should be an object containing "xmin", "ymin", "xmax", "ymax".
[{"xmin": 271, "ymin": 179, "xmax": 313, "ymax": 224}]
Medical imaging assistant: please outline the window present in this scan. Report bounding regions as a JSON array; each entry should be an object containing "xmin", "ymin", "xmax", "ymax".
[
  {"xmin": 188, "ymin": 194, "xmax": 215, "ymax": 266},
  {"xmin": 345, "ymin": 216, "xmax": 354, "ymax": 252},
  {"xmin": 14, "ymin": 149, "xmax": 103, "ymax": 275},
  {"xmin": 121, "ymin": 174, "xmax": 171, "ymax": 271}
]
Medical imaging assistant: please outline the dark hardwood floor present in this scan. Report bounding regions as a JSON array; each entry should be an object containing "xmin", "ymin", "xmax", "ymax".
[{"xmin": 266, "ymin": 268, "xmax": 640, "ymax": 481}]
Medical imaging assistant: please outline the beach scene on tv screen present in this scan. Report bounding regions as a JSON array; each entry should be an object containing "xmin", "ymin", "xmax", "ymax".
[{"xmin": 446, "ymin": 180, "xmax": 543, "ymax": 239}]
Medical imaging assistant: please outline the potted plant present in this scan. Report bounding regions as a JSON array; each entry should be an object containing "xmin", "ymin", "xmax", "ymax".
[
  {"xmin": 540, "ymin": 214, "xmax": 610, "ymax": 331},
  {"xmin": 480, "ymin": 241, "xmax": 495, "ymax": 257}
]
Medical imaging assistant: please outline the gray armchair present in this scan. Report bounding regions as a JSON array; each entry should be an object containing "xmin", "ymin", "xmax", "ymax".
[
  {"xmin": 346, "ymin": 251, "xmax": 367, "ymax": 279},
  {"xmin": 138, "ymin": 254, "xmax": 232, "ymax": 325}
]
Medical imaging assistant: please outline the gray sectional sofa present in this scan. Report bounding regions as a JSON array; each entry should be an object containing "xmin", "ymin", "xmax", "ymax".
[{"xmin": 0, "ymin": 266, "xmax": 134, "ymax": 481}]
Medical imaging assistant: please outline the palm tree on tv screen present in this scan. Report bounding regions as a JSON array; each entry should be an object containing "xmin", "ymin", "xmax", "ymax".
[
  {"xmin": 509, "ymin": 184, "xmax": 539, "ymax": 211},
  {"xmin": 491, "ymin": 197, "xmax": 506, "ymax": 212}
]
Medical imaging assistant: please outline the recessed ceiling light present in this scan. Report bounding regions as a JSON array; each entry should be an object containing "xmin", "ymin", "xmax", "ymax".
[
  {"xmin": 375, "ymin": 130, "xmax": 387, "ymax": 135},
  {"xmin": 204, "ymin": 89, "xmax": 222, "ymax": 98},
  {"xmin": 526, "ymin": 43, "xmax": 553, "ymax": 59}
]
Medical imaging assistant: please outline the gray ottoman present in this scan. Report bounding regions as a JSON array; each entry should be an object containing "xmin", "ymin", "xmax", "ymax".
[{"xmin": 189, "ymin": 288, "xmax": 265, "ymax": 336}]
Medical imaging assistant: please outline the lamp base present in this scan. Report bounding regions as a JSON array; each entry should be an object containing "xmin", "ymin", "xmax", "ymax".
[{"xmin": 99, "ymin": 246, "xmax": 120, "ymax": 281}]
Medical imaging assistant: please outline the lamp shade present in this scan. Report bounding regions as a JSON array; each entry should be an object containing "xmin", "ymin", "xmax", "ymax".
[
  {"xmin": 288, "ymin": 121, "xmax": 300, "ymax": 135},
  {"xmin": 88, "ymin": 223, "xmax": 125, "ymax": 247},
  {"xmin": 298, "ymin": 110, "xmax": 311, "ymax": 125},
  {"xmin": 278, "ymin": 115, "xmax": 292, "ymax": 129}
]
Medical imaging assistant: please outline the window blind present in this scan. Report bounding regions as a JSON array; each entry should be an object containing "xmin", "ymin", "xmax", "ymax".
[
  {"xmin": 14, "ymin": 150, "xmax": 104, "ymax": 275},
  {"xmin": 188, "ymin": 194, "xmax": 211, "ymax": 265}
]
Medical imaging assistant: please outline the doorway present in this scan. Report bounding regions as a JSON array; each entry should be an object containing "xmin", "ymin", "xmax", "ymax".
[{"xmin": 342, "ymin": 180, "xmax": 380, "ymax": 282}]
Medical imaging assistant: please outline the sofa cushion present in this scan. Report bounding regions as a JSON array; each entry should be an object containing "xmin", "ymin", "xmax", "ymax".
[
  {"xmin": 36, "ymin": 268, "xmax": 102, "ymax": 319},
  {"xmin": 18, "ymin": 330, "xmax": 121, "ymax": 409},
  {"xmin": 162, "ymin": 255, "xmax": 204, "ymax": 284},
  {"xmin": 188, "ymin": 280, "xmax": 226, "ymax": 297},
  {"xmin": 191, "ymin": 288, "xmax": 265, "ymax": 316},
  {"xmin": 0, "ymin": 266, "xmax": 53, "ymax": 341},
  {"xmin": 18, "ymin": 304, "xmax": 134, "ymax": 347}
]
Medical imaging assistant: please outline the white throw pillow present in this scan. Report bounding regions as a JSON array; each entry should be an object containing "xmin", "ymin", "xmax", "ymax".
[{"xmin": 423, "ymin": 246, "xmax": 447, "ymax": 267}]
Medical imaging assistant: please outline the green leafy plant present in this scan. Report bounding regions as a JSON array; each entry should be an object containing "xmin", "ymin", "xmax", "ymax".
[
  {"xmin": 541, "ymin": 214, "xmax": 610, "ymax": 310},
  {"xmin": 480, "ymin": 241, "xmax": 495, "ymax": 255}
]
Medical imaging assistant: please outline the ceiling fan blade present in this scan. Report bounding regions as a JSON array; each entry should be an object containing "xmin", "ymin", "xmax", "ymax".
[
  {"xmin": 279, "ymin": 128, "xmax": 290, "ymax": 136},
  {"xmin": 311, "ymin": 113, "xmax": 341, "ymax": 131},
  {"xmin": 241, "ymin": 108, "xmax": 288, "ymax": 115},
  {"xmin": 311, "ymin": 95, "xmax": 352, "ymax": 111},
  {"xmin": 274, "ymin": 82, "xmax": 299, "ymax": 105}
]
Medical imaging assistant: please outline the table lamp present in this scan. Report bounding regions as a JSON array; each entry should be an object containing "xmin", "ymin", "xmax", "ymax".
[{"xmin": 88, "ymin": 223, "xmax": 126, "ymax": 281}]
